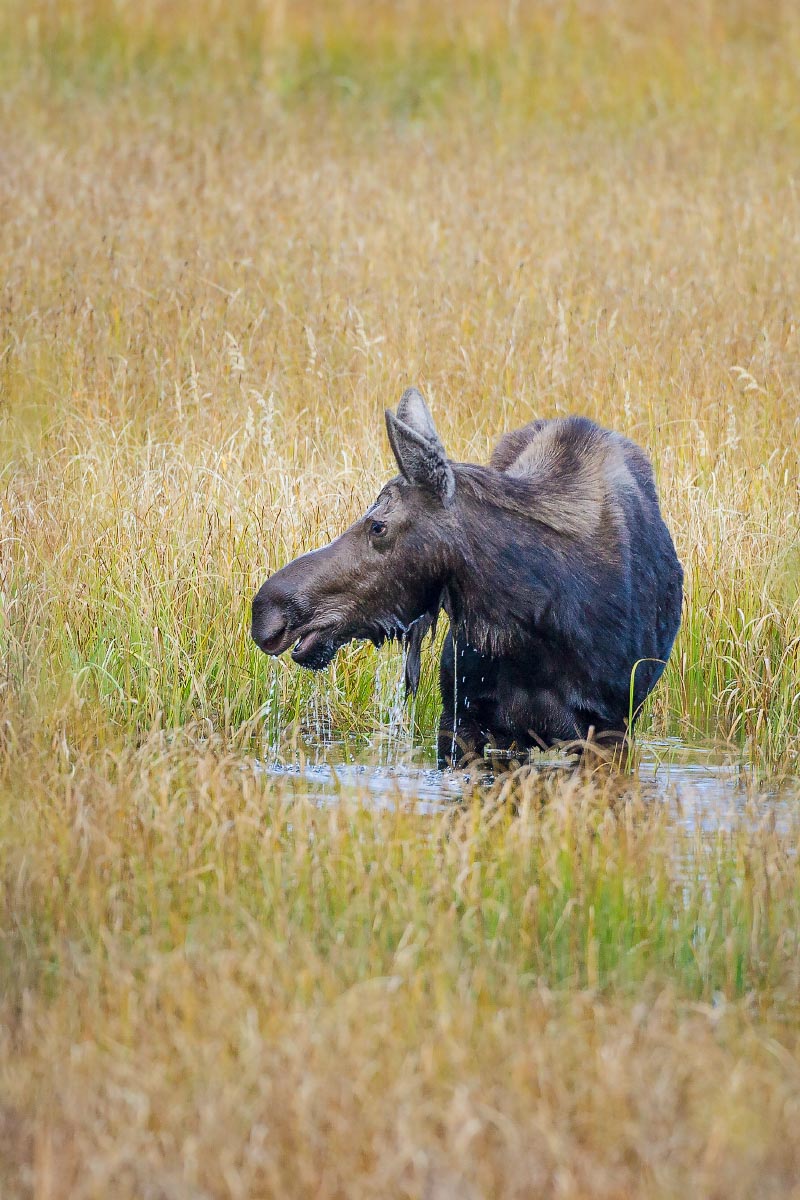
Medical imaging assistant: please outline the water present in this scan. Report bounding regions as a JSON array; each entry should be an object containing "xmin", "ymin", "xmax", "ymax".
[
  {"xmin": 257, "ymin": 730, "xmax": 799, "ymax": 832},
  {"xmin": 255, "ymin": 645, "xmax": 799, "ymax": 827},
  {"xmin": 259, "ymin": 751, "xmax": 463, "ymax": 814},
  {"xmin": 638, "ymin": 739, "xmax": 799, "ymax": 835}
]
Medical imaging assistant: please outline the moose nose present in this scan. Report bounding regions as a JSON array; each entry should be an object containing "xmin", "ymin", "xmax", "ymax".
[
  {"xmin": 252, "ymin": 618, "xmax": 287, "ymax": 654},
  {"xmin": 251, "ymin": 589, "xmax": 289, "ymax": 654}
]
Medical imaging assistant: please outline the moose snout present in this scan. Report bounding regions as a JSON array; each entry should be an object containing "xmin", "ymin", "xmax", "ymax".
[{"xmin": 251, "ymin": 583, "xmax": 292, "ymax": 655}]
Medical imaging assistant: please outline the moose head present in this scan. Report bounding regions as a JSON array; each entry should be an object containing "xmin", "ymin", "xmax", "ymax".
[{"xmin": 251, "ymin": 389, "xmax": 457, "ymax": 686}]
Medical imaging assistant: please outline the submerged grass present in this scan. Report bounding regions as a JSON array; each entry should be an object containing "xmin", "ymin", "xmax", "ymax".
[{"xmin": 2, "ymin": 1, "xmax": 800, "ymax": 1194}]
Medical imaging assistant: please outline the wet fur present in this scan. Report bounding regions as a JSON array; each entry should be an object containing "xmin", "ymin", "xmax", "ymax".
[
  {"xmin": 433, "ymin": 417, "xmax": 682, "ymax": 764},
  {"xmin": 252, "ymin": 398, "xmax": 683, "ymax": 769}
]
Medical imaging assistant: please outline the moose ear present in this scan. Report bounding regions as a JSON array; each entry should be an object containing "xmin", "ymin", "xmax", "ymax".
[
  {"xmin": 385, "ymin": 391, "xmax": 455, "ymax": 505},
  {"xmin": 395, "ymin": 387, "xmax": 439, "ymax": 442}
]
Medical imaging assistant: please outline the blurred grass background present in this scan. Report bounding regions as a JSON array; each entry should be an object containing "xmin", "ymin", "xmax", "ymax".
[
  {"xmin": 2, "ymin": 3, "xmax": 800, "ymax": 1195},
  {"xmin": 1, "ymin": 0, "xmax": 799, "ymax": 763}
]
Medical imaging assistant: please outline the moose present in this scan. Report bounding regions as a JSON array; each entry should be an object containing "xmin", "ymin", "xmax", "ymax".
[{"xmin": 251, "ymin": 389, "xmax": 683, "ymax": 767}]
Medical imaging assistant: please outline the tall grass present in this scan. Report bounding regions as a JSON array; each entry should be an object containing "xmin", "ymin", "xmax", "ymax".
[
  {"xmin": 2, "ymin": 732, "xmax": 800, "ymax": 1197},
  {"xmin": 2, "ymin": 2, "xmax": 800, "ymax": 1194},
  {"xmin": 2, "ymin": 94, "xmax": 798, "ymax": 761}
]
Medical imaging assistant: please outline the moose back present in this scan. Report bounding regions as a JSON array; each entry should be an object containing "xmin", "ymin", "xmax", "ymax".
[{"xmin": 251, "ymin": 389, "xmax": 683, "ymax": 766}]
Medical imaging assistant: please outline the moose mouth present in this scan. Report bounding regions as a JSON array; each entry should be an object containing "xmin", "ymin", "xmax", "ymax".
[
  {"xmin": 254, "ymin": 612, "xmax": 399, "ymax": 672},
  {"xmin": 253, "ymin": 618, "xmax": 339, "ymax": 670},
  {"xmin": 290, "ymin": 627, "xmax": 337, "ymax": 669}
]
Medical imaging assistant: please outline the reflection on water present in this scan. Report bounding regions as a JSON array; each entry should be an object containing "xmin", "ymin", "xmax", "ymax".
[
  {"xmin": 639, "ymin": 738, "xmax": 798, "ymax": 834},
  {"xmin": 258, "ymin": 732, "xmax": 799, "ymax": 832},
  {"xmin": 260, "ymin": 758, "xmax": 463, "ymax": 814}
]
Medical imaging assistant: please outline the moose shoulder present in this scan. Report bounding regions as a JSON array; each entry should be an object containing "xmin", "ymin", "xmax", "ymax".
[{"xmin": 251, "ymin": 389, "xmax": 683, "ymax": 767}]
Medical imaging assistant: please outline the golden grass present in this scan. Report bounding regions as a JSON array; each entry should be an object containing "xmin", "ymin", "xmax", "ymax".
[
  {"xmin": 2, "ymin": 1, "xmax": 800, "ymax": 1194},
  {"xmin": 2, "ymin": 735, "xmax": 800, "ymax": 1198}
]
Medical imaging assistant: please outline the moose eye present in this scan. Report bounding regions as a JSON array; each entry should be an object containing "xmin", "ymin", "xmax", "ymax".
[{"xmin": 369, "ymin": 519, "xmax": 388, "ymax": 538}]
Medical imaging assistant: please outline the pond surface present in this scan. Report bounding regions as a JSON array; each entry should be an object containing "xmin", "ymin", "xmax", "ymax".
[{"xmin": 258, "ymin": 732, "xmax": 800, "ymax": 833}]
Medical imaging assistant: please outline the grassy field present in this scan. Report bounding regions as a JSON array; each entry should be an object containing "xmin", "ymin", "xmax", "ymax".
[{"xmin": 2, "ymin": 1, "xmax": 800, "ymax": 1195}]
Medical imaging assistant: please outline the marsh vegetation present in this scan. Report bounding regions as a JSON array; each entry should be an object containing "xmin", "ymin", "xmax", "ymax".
[{"xmin": 1, "ymin": 1, "xmax": 800, "ymax": 1195}]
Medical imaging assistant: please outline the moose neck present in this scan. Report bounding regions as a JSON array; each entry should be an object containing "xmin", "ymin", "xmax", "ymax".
[{"xmin": 442, "ymin": 466, "xmax": 564, "ymax": 657}]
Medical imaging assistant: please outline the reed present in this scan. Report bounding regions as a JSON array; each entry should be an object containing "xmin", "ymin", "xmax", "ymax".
[
  {"xmin": 1, "ymin": 733, "xmax": 800, "ymax": 1196},
  {"xmin": 2, "ymin": 2, "xmax": 800, "ymax": 1193}
]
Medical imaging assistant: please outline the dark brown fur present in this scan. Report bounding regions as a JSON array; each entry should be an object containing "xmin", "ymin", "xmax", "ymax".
[{"xmin": 252, "ymin": 389, "xmax": 683, "ymax": 766}]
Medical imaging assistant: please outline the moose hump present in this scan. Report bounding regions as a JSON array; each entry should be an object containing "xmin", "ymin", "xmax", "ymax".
[{"xmin": 252, "ymin": 389, "xmax": 683, "ymax": 767}]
